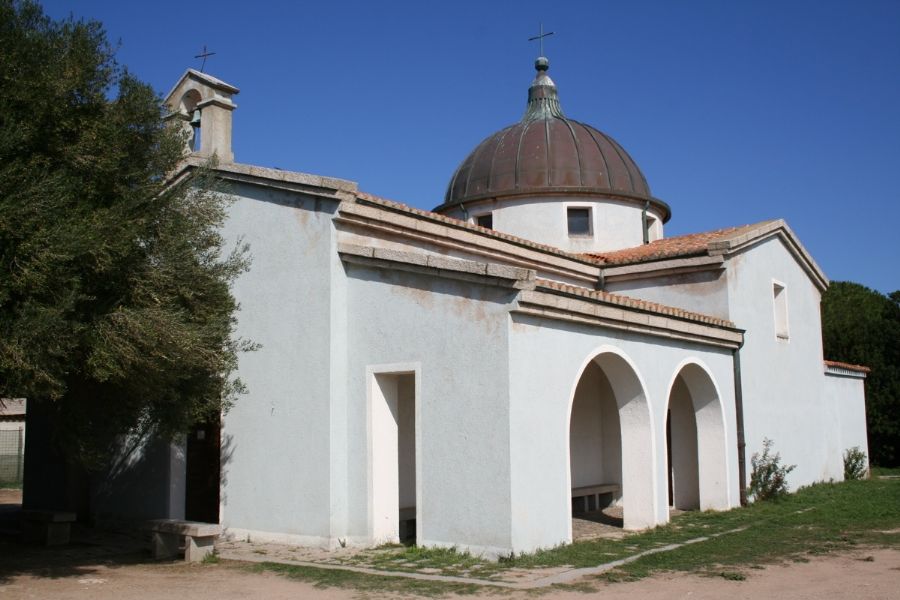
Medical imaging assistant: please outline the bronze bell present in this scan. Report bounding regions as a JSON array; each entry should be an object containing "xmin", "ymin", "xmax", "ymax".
[{"xmin": 189, "ymin": 108, "xmax": 201, "ymax": 127}]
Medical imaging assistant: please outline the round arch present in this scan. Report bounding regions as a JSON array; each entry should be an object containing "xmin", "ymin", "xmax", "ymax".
[
  {"xmin": 664, "ymin": 359, "xmax": 730, "ymax": 511},
  {"xmin": 566, "ymin": 347, "xmax": 658, "ymax": 534}
]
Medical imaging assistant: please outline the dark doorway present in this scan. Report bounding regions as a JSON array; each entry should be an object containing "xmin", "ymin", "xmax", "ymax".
[
  {"xmin": 185, "ymin": 420, "xmax": 220, "ymax": 523},
  {"xmin": 667, "ymin": 410, "xmax": 673, "ymax": 506}
]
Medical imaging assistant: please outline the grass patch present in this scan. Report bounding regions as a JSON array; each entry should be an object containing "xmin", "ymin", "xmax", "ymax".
[
  {"xmin": 343, "ymin": 544, "xmax": 498, "ymax": 578},
  {"xmin": 244, "ymin": 561, "xmax": 491, "ymax": 596},
  {"xmin": 366, "ymin": 479, "xmax": 899, "ymax": 578},
  {"xmin": 0, "ymin": 481, "xmax": 23, "ymax": 490},
  {"xmin": 244, "ymin": 478, "xmax": 900, "ymax": 592}
]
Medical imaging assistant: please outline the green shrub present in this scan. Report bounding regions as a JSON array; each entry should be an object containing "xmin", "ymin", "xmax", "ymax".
[
  {"xmin": 748, "ymin": 438, "xmax": 796, "ymax": 502},
  {"xmin": 843, "ymin": 446, "xmax": 868, "ymax": 480}
]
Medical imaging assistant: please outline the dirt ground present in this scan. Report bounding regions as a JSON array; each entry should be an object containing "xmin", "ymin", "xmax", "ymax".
[
  {"xmin": 2, "ymin": 488, "xmax": 897, "ymax": 599},
  {"xmin": 0, "ymin": 548, "xmax": 897, "ymax": 599}
]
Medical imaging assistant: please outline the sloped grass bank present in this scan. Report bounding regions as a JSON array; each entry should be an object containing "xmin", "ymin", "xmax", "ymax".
[
  {"xmin": 517, "ymin": 478, "xmax": 900, "ymax": 575},
  {"xmin": 245, "ymin": 478, "xmax": 900, "ymax": 591}
]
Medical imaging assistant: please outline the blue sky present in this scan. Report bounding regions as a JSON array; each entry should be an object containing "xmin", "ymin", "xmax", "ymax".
[{"xmin": 41, "ymin": 0, "xmax": 900, "ymax": 294}]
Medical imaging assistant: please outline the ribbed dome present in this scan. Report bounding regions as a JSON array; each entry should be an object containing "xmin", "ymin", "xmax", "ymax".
[{"xmin": 435, "ymin": 59, "xmax": 669, "ymax": 221}]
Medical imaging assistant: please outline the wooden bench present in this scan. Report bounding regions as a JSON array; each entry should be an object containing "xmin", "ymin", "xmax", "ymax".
[
  {"xmin": 146, "ymin": 519, "xmax": 221, "ymax": 562},
  {"xmin": 572, "ymin": 483, "xmax": 620, "ymax": 513},
  {"xmin": 22, "ymin": 510, "xmax": 77, "ymax": 546}
]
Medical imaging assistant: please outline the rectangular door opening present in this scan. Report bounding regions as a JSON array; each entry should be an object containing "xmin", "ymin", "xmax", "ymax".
[{"xmin": 371, "ymin": 372, "xmax": 416, "ymax": 545}]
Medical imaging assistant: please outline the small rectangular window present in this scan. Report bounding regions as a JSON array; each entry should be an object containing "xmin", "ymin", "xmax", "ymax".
[
  {"xmin": 567, "ymin": 207, "xmax": 592, "ymax": 236},
  {"xmin": 476, "ymin": 213, "xmax": 493, "ymax": 229},
  {"xmin": 773, "ymin": 282, "xmax": 789, "ymax": 340},
  {"xmin": 644, "ymin": 215, "xmax": 658, "ymax": 243}
]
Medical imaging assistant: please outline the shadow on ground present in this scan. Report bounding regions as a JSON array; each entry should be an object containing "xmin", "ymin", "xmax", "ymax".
[{"xmin": 0, "ymin": 495, "xmax": 169, "ymax": 587}]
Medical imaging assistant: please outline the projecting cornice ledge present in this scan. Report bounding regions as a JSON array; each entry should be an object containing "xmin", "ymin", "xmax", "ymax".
[
  {"xmin": 513, "ymin": 288, "xmax": 744, "ymax": 349},
  {"xmin": 338, "ymin": 243, "xmax": 537, "ymax": 290},
  {"xmin": 170, "ymin": 157, "xmax": 359, "ymax": 201}
]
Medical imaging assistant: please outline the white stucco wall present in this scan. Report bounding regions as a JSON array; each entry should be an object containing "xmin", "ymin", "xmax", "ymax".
[
  {"xmin": 442, "ymin": 196, "xmax": 665, "ymax": 254},
  {"xmin": 507, "ymin": 315, "xmax": 739, "ymax": 552},
  {"xmin": 824, "ymin": 372, "xmax": 870, "ymax": 473},
  {"xmin": 344, "ymin": 266, "xmax": 517, "ymax": 555},
  {"xmin": 724, "ymin": 237, "xmax": 840, "ymax": 487},
  {"xmin": 219, "ymin": 184, "xmax": 339, "ymax": 544},
  {"xmin": 669, "ymin": 377, "xmax": 700, "ymax": 510},
  {"xmin": 607, "ymin": 268, "xmax": 730, "ymax": 321},
  {"xmin": 569, "ymin": 363, "xmax": 622, "ymax": 493}
]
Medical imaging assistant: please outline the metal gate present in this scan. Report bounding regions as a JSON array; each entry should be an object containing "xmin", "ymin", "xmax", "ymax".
[{"xmin": 0, "ymin": 428, "xmax": 25, "ymax": 486}]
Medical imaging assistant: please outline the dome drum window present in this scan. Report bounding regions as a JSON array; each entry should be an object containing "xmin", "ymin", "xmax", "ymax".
[
  {"xmin": 475, "ymin": 213, "xmax": 493, "ymax": 230},
  {"xmin": 567, "ymin": 207, "xmax": 592, "ymax": 237}
]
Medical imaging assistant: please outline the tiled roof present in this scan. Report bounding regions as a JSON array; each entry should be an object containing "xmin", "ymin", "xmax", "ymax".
[
  {"xmin": 824, "ymin": 360, "xmax": 871, "ymax": 374},
  {"xmin": 535, "ymin": 279, "xmax": 736, "ymax": 328},
  {"xmin": 581, "ymin": 220, "xmax": 780, "ymax": 266}
]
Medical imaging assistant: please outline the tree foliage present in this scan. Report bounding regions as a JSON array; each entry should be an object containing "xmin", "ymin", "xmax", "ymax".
[
  {"xmin": 0, "ymin": 1, "xmax": 248, "ymax": 466},
  {"xmin": 822, "ymin": 281, "xmax": 900, "ymax": 466}
]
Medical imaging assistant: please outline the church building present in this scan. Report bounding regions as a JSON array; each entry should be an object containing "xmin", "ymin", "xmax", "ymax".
[{"xmin": 81, "ymin": 56, "xmax": 869, "ymax": 557}]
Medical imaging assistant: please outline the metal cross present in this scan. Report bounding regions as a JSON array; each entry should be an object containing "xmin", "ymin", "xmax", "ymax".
[
  {"xmin": 194, "ymin": 45, "xmax": 216, "ymax": 72},
  {"xmin": 528, "ymin": 24, "xmax": 555, "ymax": 57}
]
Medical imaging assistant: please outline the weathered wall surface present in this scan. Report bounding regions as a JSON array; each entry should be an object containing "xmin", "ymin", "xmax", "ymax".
[
  {"xmin": 218, "ymin": 183, "xmax": 339, "ymax": 544},
  {"xmin": 507, "ymin": 316, "xmax": 738, "ymax": 552},
  {"xmin": 344, "ymin": 265, "xmax": 517, "ymax": 555}
]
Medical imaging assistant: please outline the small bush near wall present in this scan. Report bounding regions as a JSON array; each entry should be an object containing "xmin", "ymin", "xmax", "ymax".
[
  {"xmin": 843, "ymin": 447, "xmax": 868, "ymax": 480},
  {"xmin": 748, "ymin": 438, "xmax": 796, "ymax": 502}
]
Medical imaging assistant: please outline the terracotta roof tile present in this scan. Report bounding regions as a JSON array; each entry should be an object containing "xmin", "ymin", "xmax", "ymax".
[
  {"xmin": 534, "ymin": 278, "xmax": 736, "ymax": 329},
  {"xmin": 824, "ymin": 360, "xmax": 871, "ymax": 374},
  {"xmin": 581, "ymin": 220, "xmax": 780, "ymax": 266}
]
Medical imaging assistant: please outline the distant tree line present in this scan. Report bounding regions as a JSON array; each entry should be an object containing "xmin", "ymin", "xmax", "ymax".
[{"xmin": 821, "ymin": 281, "xmax": 900, "ymax": 467}]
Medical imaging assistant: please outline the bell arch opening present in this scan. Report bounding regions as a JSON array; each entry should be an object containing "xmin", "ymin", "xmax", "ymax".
[
  {"xmin": 666, "ymin": 362, "xmax": 729, "ymax": 512},
  {"xmin": 179, "ymin": 89, "xmax": 202, "ymax": 152},
  {"xmin": 567, "ymin": 350, "xmax": 656, "ymax": 533}
]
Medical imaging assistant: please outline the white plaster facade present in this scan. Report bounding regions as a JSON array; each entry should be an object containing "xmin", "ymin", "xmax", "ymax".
[
  {"xmin": 84, "ymin": 67, "xmax": 870, "ymax": 559},
  {"xmin": 440, "ymin": 195, "xmax": 666, "ymax": 253}
]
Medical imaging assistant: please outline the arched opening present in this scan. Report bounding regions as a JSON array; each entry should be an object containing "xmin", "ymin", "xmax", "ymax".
[
  {"xmin": 568, "ymin": 351, "xmax": 655, "ymax": 533},
  {"xmin": 666, "ymin": 362, "xmax": 729, "ymax": 512},
  {"xmin": 179, "ymin": 90, "xmax": 202, "ymax": 152}
]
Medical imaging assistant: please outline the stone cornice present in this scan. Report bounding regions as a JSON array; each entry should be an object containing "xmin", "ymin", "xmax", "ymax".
[
  {"xmin": 335, "ymin": 198, "xmax": 602, "ymax": 287},
  {"xmin": 171, "ymin": 158, "xmax": 358, "ymax": 201},
  {"xmin": 514, "ymin": 287, "xmax": 743, "ymax": 349},
  {"xmin": 338, "ymin": 243, "xmax": 537, "ymax": 290},
  {"xmin": 602, "ymin": 255, "xmax": 726, "ymax": 283},
  {"xmin": 337, "ymin": 242, "xmax": 742, "ymax": 349}
]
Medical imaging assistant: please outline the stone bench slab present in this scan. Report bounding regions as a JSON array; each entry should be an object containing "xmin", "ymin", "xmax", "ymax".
[
  {"xmin": 146, "ymin": 519, "xmax": 221, "ymax": 563},
  {"xmin": 146, "ymin": 519, "xmax": 221, "ymax": 537},
  {"xmin": 572, "ymin": 484, "xmax": 620, "ymax": 497}
]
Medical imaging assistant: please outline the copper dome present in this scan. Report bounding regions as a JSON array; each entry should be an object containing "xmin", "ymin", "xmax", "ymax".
[{"xmin": 435, "ymin": 59, "xmax": 670, "ymax": 222}]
